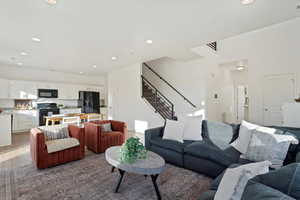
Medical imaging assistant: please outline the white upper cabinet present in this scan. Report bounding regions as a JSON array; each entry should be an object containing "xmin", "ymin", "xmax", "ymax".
[
  {"xmin": 0, "ymin": 79, "xmax": 9, "ymax": 99},
  {"xmin": 58, "ymin": 84, "xmax": 79, "ymax": 100},
  {"xmin": 9, "ymin": 81, "xmax": 38, "ymax": 99}
]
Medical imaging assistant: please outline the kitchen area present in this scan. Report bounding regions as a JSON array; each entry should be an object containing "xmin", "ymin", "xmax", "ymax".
[{"xmin": 0, "ymin": 78, "xmax": 107, "ymax": 147}]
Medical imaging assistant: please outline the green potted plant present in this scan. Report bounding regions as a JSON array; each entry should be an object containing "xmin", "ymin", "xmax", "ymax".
[{"xmin": 120, "ymin": 137, "xmax": 147, "ymax": 164}]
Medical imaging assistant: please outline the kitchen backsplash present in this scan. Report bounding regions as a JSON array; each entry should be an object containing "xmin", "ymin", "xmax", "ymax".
[
  {"xmin": 0, "ymin": 99, "xmax": 14, "ymax": 108},
  {"xmin": 0, "ymin": 99, "xmax": 78, "ymax": 109}
]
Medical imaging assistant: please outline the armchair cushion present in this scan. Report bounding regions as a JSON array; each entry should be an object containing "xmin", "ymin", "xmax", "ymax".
[{"xmin": 46, "ymin": 138, "xmax": 80, "ymax": 153}]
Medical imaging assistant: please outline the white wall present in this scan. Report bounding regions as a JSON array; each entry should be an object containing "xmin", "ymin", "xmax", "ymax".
[
  {"xmin": 107, "ymin": 18, "xmax": 300, "ymax": 127},
  {"xmin": 108, "ymin": 63, "xmax": 164, "ymax": 131},
  {"xmin": 145, "ymin": 57, "xmax": 220, "ymax": 120},
  {"xmin": 216, "ymin": 18, "xmax": 300, "ymax": 125}
]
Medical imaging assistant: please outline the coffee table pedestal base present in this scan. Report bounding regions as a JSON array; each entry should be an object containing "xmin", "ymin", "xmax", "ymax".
[{"xmin": 113, "ymin": 167, "xmax": 162, "ymax": 200}]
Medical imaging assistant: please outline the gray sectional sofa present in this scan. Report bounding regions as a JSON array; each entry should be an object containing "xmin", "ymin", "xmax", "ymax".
[
  {"xmin": 145, "ymin": 120, "xmax": 300, "ymax": 199},
  {"xmin": 145, "ymin": 120, "xmax": 248, "ymax": 178},
  {"xmin": 199, "ymin": 163, "xmax": 300, "ymax": 200}
]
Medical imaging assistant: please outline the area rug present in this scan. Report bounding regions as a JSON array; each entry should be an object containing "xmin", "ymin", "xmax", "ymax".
[{"xmin": 0, "ymin": 150, "xmax": 212, "ymax": 200}]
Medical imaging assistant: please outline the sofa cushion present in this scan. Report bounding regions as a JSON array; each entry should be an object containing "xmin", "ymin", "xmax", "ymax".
[
  {"xmin": 39, "ymin": 124, "xmax": 69, "ymax": 141},
  {"xmin": 246, "ymin": 163, "xmax": 300, "ymax": 199},
  {"xmin": 242, "ymin": 181, "xmax": 296, "ymax": 200},
  {"xmin": 150, "ymin": 137, "xmax": 191, "ymax": 153},
  {"xmin": 197, "ymin": 190, "xmax": 216, "ymax": 200},
  {"xmin": 184, "ymin": 141, "xmax": 238, "ymax": 166},
  {"xmin": 46, "ymin": 138, "xmax": 80, "ymax": 153}
]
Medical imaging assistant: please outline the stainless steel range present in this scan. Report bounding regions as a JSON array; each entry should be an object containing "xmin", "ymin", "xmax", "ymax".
[{"xmin": 37, "ymin": 103, "xmax": 59, "ymax": 126}]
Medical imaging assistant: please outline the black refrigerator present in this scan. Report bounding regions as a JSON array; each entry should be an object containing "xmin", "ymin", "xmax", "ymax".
[{"xmin": 78, "ymin": 91, "xmax": 100, "ymax": 113}]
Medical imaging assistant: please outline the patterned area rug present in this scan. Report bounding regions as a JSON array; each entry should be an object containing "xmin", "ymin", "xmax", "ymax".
[{"xmin": 0, "ymin": 149, "xmax": 212, "ymax": 200}]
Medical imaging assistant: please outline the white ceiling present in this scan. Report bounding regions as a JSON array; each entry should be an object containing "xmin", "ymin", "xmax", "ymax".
[{"xmin": 0, "ymin": 0, "xmax": 299, "ymax": 75}]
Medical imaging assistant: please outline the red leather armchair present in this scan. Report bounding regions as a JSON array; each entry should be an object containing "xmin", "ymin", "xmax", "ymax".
[
  {"xmin": 84, "ymin": 120, "xmax": 127, "ymax": 153},
  {"xmin": 30, "ymin": 125, "xmax": 85, "ymax": 169}
]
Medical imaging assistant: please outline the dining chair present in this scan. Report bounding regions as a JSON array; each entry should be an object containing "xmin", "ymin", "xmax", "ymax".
[
  {"xmin": 62, "ymin": 116, "xmax": 81, "ymax": 126},
  {"xmin": 87, "ymin": 113, "xmax": 102, "ymax": 122}
]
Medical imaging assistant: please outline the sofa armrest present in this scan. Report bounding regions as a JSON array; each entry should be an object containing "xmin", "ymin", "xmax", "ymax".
[
  {"xmin": 69, "ymin": 125, "xmax": 85, "ymax": 157},
  {"xmin": 30, "ymin": 128, "xmax": 47, "ymax": 166},
  {"xmin": 145, "ymin": 127, "xmax": 164, "ymax": 150}
]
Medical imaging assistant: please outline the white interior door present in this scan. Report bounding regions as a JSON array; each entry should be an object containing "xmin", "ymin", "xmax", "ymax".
[
  {"xmin": 236, "ymin": 85, "xmax": 246, "ymax": 123},
  {"xmin": 263, "ymin": 74, "xmax": 295, "ymax": 126}
]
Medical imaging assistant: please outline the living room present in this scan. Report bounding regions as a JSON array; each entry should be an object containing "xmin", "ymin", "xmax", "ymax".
[{"xmin": 1, "ymin": 0, "xmax": 300, "ymax": 200}]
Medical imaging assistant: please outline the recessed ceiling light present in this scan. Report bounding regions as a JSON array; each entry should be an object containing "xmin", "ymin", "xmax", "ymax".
[
  {"xmin": 32, "ymin": 37, "xmax": 41, "ymax": 42},
  {"xmin": 236, "ymin": 66, "xmax": 245, "ymax": 71},
  {"xmin": 111, "ymin": 56, "xmax": 117, "ymax": 61},
  {"xmin": 241, "ymin": 0, "xmax": 255, "ymax": 5},
  {"xmin": 79, "ymin": 72, "xmax": 83, "ymax": 74},
  {"xmin": 92, "ymin": 65, "xmax": 97, "ymax": 68},
  {"xmin": 20, "ymin": 52, "xmax": 28, "ymax": 56},
  {"xmin": 146, "ymin": 40, "xmax": 153, "ymax": 44},
  {"xmin": 46, "ymin": 0, "xmax": 57, "ymax": 5},
  {"xmin": 17, "ymin": 62, "xmax": 23, "ymax": 66}
]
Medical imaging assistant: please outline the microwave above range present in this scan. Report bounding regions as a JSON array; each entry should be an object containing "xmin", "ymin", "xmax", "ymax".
[{"xmin": 38, "ymin": 89, "xmax": 58, "ymax": 98}]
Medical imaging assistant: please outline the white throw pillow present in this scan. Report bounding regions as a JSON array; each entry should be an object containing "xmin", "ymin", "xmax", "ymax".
[
  {"xmin": 231, "ymin": 120, "xmax": 260, "ymax": 154},
  {"xmin": 182, "ymin": 116, "xmax": 203, "ymax": 141},
  {"xmin": 243, "ymin": 126, "xmax": 298, "ymax": 169},
  {"xmin": 214, "ymin": 161, "xmax": 272, "ymax": 200},
  {"xmin": 163, "ymin": 119, "xmax": 185, "ymax": 143}
]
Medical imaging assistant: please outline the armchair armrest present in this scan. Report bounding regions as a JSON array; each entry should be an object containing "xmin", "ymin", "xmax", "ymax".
[
  {"xmin": 30, "ymin": 128, "xmax": 47, "ymax": 167},
  {"xmin": 68, "ymin": 125, "xmax": 85, "ymax": 157},
  {"xmin": 110, "ymin": 120, "xmax": 128, "ymax": 140},
  {"xmin": 145, "ymin": 126, "xmax": 164, "ymax": 150}
]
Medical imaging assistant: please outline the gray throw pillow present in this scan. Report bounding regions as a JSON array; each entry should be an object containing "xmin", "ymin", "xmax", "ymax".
[
  {"xmin": 39, "ymin": 125, "xmax": 70, "ymax": 140},
  {"xmin": 243, "ymin": 127, "xmax": 298, "ymax": 168},
  {"xmin": 101, "ymin": 123, "xmax": 112, "ymax": 132},
  {"xmin": 206, "ymin": 121, "xmax": 235, "ymax": 150}
]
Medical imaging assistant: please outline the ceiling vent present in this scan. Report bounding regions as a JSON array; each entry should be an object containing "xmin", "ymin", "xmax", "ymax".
[{"xmin": 207, "ymin": 42, "xmax": 217, "ymax": 51}]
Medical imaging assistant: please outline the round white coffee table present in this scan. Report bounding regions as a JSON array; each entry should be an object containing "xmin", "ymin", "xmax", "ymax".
[{"xmin": 105, "ymin": 146, "xmax": 165, "ymax": 200}]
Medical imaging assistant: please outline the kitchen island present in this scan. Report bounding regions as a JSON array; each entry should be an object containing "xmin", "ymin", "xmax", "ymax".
[{"xmin": 0, "ymin": 113, "xmax": 12, "ymax": 146}]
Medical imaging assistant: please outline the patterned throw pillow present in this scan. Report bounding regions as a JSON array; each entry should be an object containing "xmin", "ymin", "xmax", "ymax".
[
  {"xmin": 39, "ymin": 125, "xmax": 70, "ymax": 141},
  {"xmin": 101, "ymin": 123, "xmax": 112, "ymax": 132},
  {"xmin": 214, "ymin": 161, "xmax": 271, "ymax": 200},
  {"xmin": 243, "ymin": 127, "xmax": 298, "ymax": 168}
]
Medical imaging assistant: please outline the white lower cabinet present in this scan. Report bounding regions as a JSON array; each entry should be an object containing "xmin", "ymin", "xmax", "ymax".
[
  {"xmin": 13, "ymin": 110, "xmax": 39, "ymax": 133},
  {"xmin": 0, "ymin": 114, "xmax": 12, "ymax": 146}
]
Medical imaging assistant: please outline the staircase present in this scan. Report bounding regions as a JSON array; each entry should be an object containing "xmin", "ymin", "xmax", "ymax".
[{"xmin": 141, "ymin": 63, "xmax": 196, "ymax": 120}]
